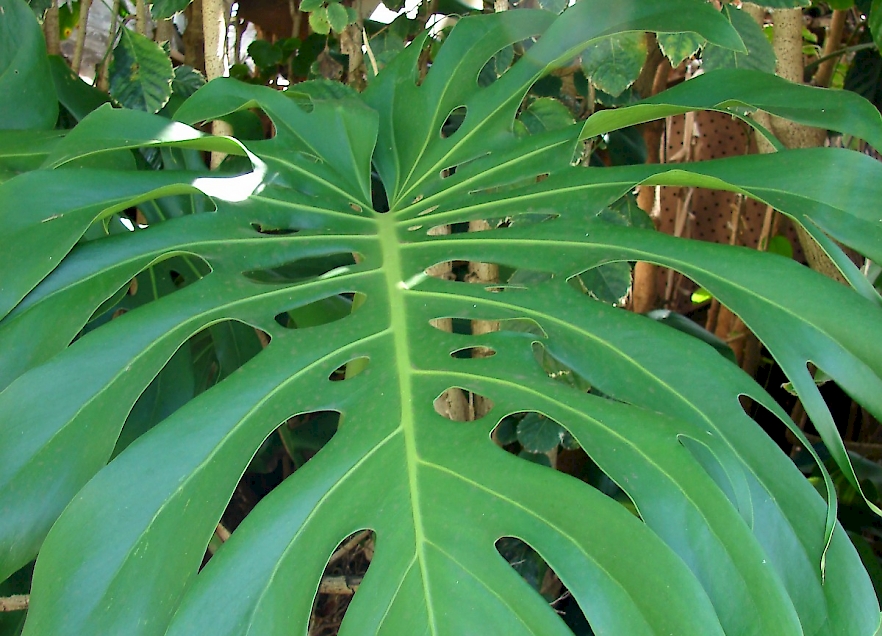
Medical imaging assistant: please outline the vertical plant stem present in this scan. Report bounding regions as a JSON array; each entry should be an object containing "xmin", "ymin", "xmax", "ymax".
[
  {"xmin": 184, "ymin": 0, "xmax": 206, "ymax": 72},
  {"xmin": 630, "ymin": 53, "xmax": 671, "ymax": 314},
  {"xmin": 289, "ymin": 0, "xmax": 301, "ymax": 37},
  {"xmin": 96, "ymin": 0, "xmax": 120, "ymax": 91},
  {"xmin": 813, "ymin": 9, "xmax": 847, "ymax": 88},
  {"xmin": 713, "ymin": 196, "xmax": 752, "ymax": 364},
  {"xmin": 364, "ymin": 28, "xmax": 379, "ymax": 77},
  {"xmin": 44, "ymin": 0, "xmax": 61, "ymax": 56},
  {"xmin": 202, "ymin": 0, "xmax": 225, "ymax": 82},
  {"xmin": 203, "ymin": 0, "xmax": 232, "ymax": 167},
  {"xmin": 136, "ymin": 0, "xmax": 148, "ymax": 35},
  {"xmin": 341, "ymin": 22, "xmax": 365, "ymax": 89},
  {"xmin": 765, "ymin": 8, "xmax": 845, "ymax": 283},
  {"xmin": 155, "ymin": 18, "xmax": 173, "ymax": 45},
  {"xmin": 232, "ymin": 13, "xmax": 242, "ymax": 65},
  {"xmin": 757, "ymin": 205, "xmax": 776, "ymax": 253},
  {"xmin": 71, "ymin": 0, "xmax": 94, "ymax": 74}
]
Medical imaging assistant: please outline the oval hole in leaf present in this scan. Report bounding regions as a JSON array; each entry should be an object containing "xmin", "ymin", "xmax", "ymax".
[
  {"xmin": 113, "ymin": 319, "xmax": 263, "ymax": 458},
  {"xmin": 309, "ymin": 529, "xmax": 376, "ymax": 633},
  {"xmin": 498, "ymin": 318, "xmax": 547, "ymax": 337},
  {"xmin": 84, "ymin": 253, "xmax": 212, "ymax": 331},
  {"xmin": 273, "ymin": 293, "xmax": 354, "ymax": 329},
  {"xmin": 278, "ymin": 410, "xmax": 341, "ymax": 472},
  {"xmin": 570, "ymin": 262, "xmax": 632, "ymax": 306},
  {"xmin": 243, "ymin": 252, "xmax": 359, "ymax": 284},
  {"xmin": 328, "ymin": 356, "xmax": 369, "ymax": 381},
  {"xmin": 429, "ymin": 317, "xmax": 473, "ymax": 335},
  {"xmin": 250, "ymin": 222, "xmax": 299, "ymax": 235},
  {"xmin": 130, "ymin": 188, "xmax": 217, "ymax": 226},
  {"xmin": 531, "ymin": 343, "xmax": 593, "ymax": 392},
  {"xmin": 208, "ymin": 410, "xmax": 342, "ymax": 571},
  {"xmin": 450, "ymin": 346, "xmax": 496, "ymax": 358},
  {"xmin": 1, "ymin": 253, "xmax": 213, "ymax": 392},
  {"xmin": 433, "ymin": 387, "xmax": 494, "ymax": 422},
  {"xmin": 507, "ymin": 212, "xmax": 560, "ymax": 227},
  {"xmin": 243, "ymin": 410, "xmax": 341, "ymax": 491},
  {"xmin": 440, "ymin": 105, "xmax": 467, "ymax": 139},
  {"xmin": 428, "ymin": 317, "xmax": 546, "ymax": 338},
  {"xmin": 495, "ymin": 536, "xmax": 581, "ymax": 626},
  {"xmin": 478, "ymin": 44, "xmax": 514, "ymax": 87},
  {"xmin": 516, "ymin": 412, "xmax": 567, "ymax": 454},
  {"xmin": 467, "ymin": 172, "xmax": 549, "ymax": 196}
]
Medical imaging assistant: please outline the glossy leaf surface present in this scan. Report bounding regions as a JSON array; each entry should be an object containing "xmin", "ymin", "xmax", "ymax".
[
  {"xmin": 0, "ymin": 0, "xmax": 57, "ymax": 129},
  {"xmin": 1, "ymin": 1, "xmax": 881, "ymax": 635}
]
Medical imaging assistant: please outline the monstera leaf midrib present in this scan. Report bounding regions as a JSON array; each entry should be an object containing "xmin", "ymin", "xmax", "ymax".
[{"xmin": 375, "ymin": 216, "xmax": 441, "ymax": 622}]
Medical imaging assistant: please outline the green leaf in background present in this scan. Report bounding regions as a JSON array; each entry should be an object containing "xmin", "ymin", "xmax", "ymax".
[
  {"xmin": 691, "ymin": 287, "xmax": 712, "ymax": 304},
  {"xmin": 367, "ymin": 30, "xmax": 407, "ymax": 76},
  {"xmin": 0, "ymin": 0, "xmax": 58, "ymax": 129},
  {"xmin": 113, "ymin": 338, "xmax": 195, "ymax": 456},
  {"xmin": 109, "ymin": 28, "xmax": 174, "ymax": 113},
  {"xmin": 285, "ymin": 78, "xmax": 360, "ymax": 110},
  {"xmin": 657, "ymin": 31, "xmax": 706, "ymax": 67},
  {"xmin": 828, "ymin": 0, "xmax": 855, "ymax": 8},
  {"xmin": 495, "ymin": 416, "xmax": 519, "ymax": 445},
  {"xmin": 702, "ymin": 5, "xmax": 776, "ymax": 73},
  {"xmin": 25, "ymin": 0, "xmax": 51, "ymax": 14},
  {"xmin": 844, "ymin": 34, "xmax": 882, "ymax": 113},
  {"xmin": 517, "ymin": 413, "xmax": 565, "ymax": 454},
  {"xmin": 517, "ymin": 97, "xmax": 574, "ymax": 135},
  {"xmin": 326, "ymin": 1, "xmax": 349, "ymax": 33},
  {"xmin": 870, "ymin": 0, "xmax": 882, "ymax": 54},
  {"xmin": 599, "ymin": 192, "xmax": 653, "ymax": 229},
  {"xmin": 150, "ymin": 0, "xmax": 192, "ymax": 20},
  {"xmin": 647, "ymin": 309, "xmax": 737, "ymax": 364},
  {"xmin": 170, "ymin": 65, "xmax": 206, "ymax": 99},
  {"xmin": 766, "ymin": 234, "xmax": 793, "ymax": 259},
  {"xmin": 580, "ymin": 31, "xmax": 647, "ymax": 97},
  {"xmin": 573, "ymin": 262, "xmax": 631, "ymax": 304},
  {"xmin": 0, "ymin": 129, "xmax": 65, "ymax": 182},
  {"xmin": 57, "ymin": 0, "xmax": 80, "ymax": 40},
  {"xmin": 581, "ymin": 68, "xmax": 882, "ymax": 168},
  {"xmin": 48, "ymin": 55, "xmax": 111, "ymax": 122},
  {"xmin": 308, "ymin": 6, "xmax": 331, "ymax": 35},
  {"xmin": 248, "ymin": 39, "xmax": 283, "ymax": 69}
]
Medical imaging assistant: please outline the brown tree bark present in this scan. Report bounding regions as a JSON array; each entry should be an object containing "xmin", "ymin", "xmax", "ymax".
[{"xmin": 630, "ymin": 43, "xmax": 672, "ymax": 314}]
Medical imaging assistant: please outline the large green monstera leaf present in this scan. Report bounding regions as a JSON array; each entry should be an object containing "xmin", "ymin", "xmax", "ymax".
[{"xmin": 2, "ymin": 0, "xmax": 882, "ymax": 633}]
